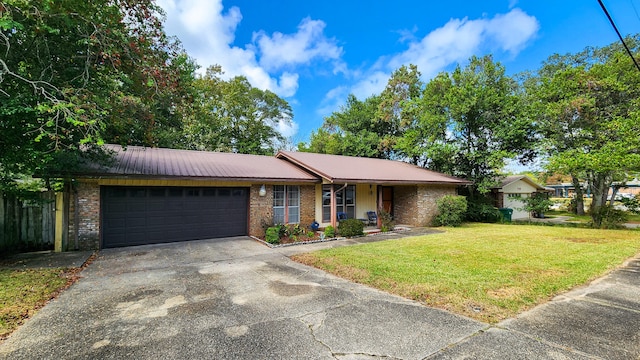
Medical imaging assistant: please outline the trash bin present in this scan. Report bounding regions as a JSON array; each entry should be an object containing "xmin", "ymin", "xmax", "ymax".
[{"xmin": 498, "ymin": 208, "xmax": 513, "ymax": 222}]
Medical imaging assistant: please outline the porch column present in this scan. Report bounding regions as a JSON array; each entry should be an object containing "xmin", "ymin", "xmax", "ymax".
[
  {"xmin": 330, "ymin": 184, "xmax": 337, "ymax": 227},
  {"xmin": 377, "ymin": 185, "xmax": 383, "ymax": 228}
]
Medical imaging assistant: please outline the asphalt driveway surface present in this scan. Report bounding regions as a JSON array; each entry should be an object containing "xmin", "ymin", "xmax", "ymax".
[{"xmin": 1, "ymin": 235, "xmax": 639, "ymax": 359}]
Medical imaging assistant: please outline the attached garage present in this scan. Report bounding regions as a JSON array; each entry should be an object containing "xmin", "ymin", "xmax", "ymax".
[{"xmin": 102, "ymin": 186, "xmax": 248, "ymax": 248}]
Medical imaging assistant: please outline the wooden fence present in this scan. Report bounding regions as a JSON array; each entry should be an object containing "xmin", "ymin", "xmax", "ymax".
[{"xmin": 0, "ymin": 191, "xmax": 56, "ymax": 254}]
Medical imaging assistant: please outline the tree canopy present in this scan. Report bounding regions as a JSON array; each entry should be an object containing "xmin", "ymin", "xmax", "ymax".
[
  {"xmin": 303, "ymin": 56, "xmax": 536, "ymax": 196},
  {"xmin": 177, "ymin": 66, "xmax": 292, "ymax": 155},
  {"xmin": 1, "ymin": 1, "xmax": 294, "ymax": 192},
  {"xmin": 0, "ymin": 0, "xmax": 194, "ymax": 188},
  {"xmin": 526, "ymin": 36, "xmax": 640, "ymax": 226}
]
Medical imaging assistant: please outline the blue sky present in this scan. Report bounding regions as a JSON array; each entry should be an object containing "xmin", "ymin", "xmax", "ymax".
[{"xmin": 158, "ymin": 0, "xmax": 640, "ymax": 144}]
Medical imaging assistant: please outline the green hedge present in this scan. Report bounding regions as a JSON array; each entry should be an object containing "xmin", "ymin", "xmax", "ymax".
[
  {"xmin": 338, "ymin": 219, "xmax": 364, "ymax": 237},
  {"xmin": 433, "ymin": 195, "xmax": 468, "ymax": 227}
]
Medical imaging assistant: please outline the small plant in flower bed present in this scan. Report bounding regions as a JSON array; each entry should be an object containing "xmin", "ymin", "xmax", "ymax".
[
  {"xmin": 265, "ymin": 226, "xmax": 281, "ymax": 244},
  {"xmin": 324, "ymin": 225, "xmax": 335, "ymax": 238},
  {"xmin": 264, "ymin": 224, "xmax": 320, "ymax": 245},
  {"xmin": 338, "ymin": 219, "xmax": 364, "ymax": 237}
]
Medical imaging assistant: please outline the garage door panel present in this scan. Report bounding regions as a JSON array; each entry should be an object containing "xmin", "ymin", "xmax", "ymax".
[{"xmin": 102, "ymin": 186, "xmax": 248, "ymax": 248}]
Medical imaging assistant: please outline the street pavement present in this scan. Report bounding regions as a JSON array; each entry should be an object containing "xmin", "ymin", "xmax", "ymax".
[{"xmin": 1, "ymin": 232, "xmax": 638, "ymax": 359}]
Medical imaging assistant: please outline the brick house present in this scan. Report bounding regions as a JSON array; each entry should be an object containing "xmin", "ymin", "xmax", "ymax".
[{"xmin": 57, "ymin": 145, "xmax": 470, "ymax": 250}]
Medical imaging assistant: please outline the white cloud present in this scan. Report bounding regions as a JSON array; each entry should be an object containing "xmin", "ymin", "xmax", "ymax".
[
  {"xmin": 158, "ymin": 0, "xmax": 343, "ymax": 139},
  {"xmin": 317, "ymin": 86, "xmax": 349, "ymax": 117},
  {"xmin": 485, "ymin": 9, "xmax": 539, "ymax": 54},
  {"xmin": 320, "ymin": 8, "xmax": 539, "ymax": 114},
  {"xmin": 276, "ymin": 118, "xmax": 299, "ymax": 138},
  {"xmin": 253, "ymin": 17, "xmax": 343, "ymax": 71}
]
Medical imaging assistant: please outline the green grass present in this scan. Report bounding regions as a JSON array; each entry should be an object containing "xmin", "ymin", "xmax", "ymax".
[
  {"xmin": 545, "ymin": 210, "xmax": 592, "ymax": 222},
  {"xmin": 546, "ymin": 209, "xmax": 640, "ymax": 224},
  {"xmin": 0, "ymin": 268, "xmax": 72, "ymax": 339},
  {"xmin": 292, "ymin": 223, "xmax": 640, "ymax": 323}
]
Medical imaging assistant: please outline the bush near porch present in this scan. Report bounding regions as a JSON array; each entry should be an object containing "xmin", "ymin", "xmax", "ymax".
[{"xmin": 292, "ymin": 223, "xmax": 640, "ymax": 323}]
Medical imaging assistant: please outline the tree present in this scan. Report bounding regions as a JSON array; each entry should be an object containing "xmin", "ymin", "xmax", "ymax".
[
  {"xmin": 179, "ymin": 66, "xmax": 292, "ymax": 155},
  {"xmin": 406, "ymin": 55, "xmax": 535, "ymax": 195},
  {"xmin": 0, "ymin": 0, "xmax": 192, "ymax": 190},
  {"xmin": 302, "ymin": 65, "xmax": 422, "ymax": 159},
  {"xmin": 301, "ymin": 94, "xmax": 385, "ymax": 157},
  {"xmin": 529, "ymin": 37, "xmax": 640, "ymax": 227}
]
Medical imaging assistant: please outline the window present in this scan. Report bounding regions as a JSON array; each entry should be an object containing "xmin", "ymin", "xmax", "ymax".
[
  {"xmin": 273, "ymin": 185, "xmax": 300, "ymax": 224},
  {"xmin": 322, "ymin": 185, "xmax": 356, "ymax": 222}
]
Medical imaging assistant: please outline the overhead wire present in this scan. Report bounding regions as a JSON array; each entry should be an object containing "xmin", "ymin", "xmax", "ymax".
[
  {"xmin": 629, "ymin": 0, "xmax": 640, "ymax": 24},
  {"xmin": 597, "ymin": 0, "xmax": 640, "ymax": 73}
]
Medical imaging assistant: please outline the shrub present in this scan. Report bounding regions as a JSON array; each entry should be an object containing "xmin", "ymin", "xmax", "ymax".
[
  {"xmin": 324, "ymin": 225, "xmax": 335, "ymax": 238},
  {"xmin": 465, "ymin": 196, "xmax": 500, "ymax": 223},
  {"xmin": 265, "ymin": 227, "xmax": 280, "ymax": 244},
  {"xmin": 620, "ymin": 195, "xmax": 640, "ymax": 214},
  {"xmin": 521, "ymin": 192, "xmax": 554, "ymax": 218},
  {"xmin": 433, "ymin": 195, "xmax": 468, "ymax": 227},
  {"xmin": 378, "ymin": 209, "xmax": 394, "ymax": 232},
  {"xmin": 590, "ymin": 205, "xmax": 628, "ymax": 229},
  {"xmin": 338, "ymin": 218, "xmax": 364, "ymax": 237}
]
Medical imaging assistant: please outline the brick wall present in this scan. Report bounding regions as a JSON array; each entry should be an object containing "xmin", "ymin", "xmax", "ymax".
[
  {"xmin": 299, "ymin": 185, "xmax": 316, "ymax": 227},
  {"xmin": 249, "ymin": 184, "xmax": 273, "ymax": 238},
  {"xmin": 248, "ymin": 184, "xmax": 316, "ymax": 238},
  {"xmin": 68, "ymin": 181, "xmax": 101, "ymax": 250},
  {"xmin": 393, "ymin": 185, "xmax": 457, "ymax": 227},
  {"xmin": 393, "ymin": 186, "xmax": 417, "ymax": 226}
]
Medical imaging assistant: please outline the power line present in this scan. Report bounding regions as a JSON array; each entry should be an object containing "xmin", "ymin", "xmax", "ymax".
[
  {"xmin": 597, "ymin": 0, "xmax": 640, "ymax": 73},
  {"xmin": 630, "ymin": 0, "xmax": 640, "ymax": 24}
]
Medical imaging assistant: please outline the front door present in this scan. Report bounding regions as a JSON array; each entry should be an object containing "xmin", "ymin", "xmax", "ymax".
[{"xmin": 381, "ymin": 186, "xmax": 393, "ymax": 215}]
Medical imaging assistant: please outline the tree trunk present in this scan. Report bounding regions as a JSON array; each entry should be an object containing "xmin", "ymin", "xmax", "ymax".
[
  {"xmin": 588, "ymin": 171, "xmax": 613, "ymax": 228},
  {"xmin": 609, "ymin": 184, "xmax": 622, "ymax": 207},
  {"xmin": 571, "ymin": 175, "xmax": 585, "ymax": 215}
]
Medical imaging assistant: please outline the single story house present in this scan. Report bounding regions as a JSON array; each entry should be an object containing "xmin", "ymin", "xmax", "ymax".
[
  {"xmin": 491, "ymin": 175, "xmax": 550, "ymax": 220},
  {"xmin": 57, "ymin": 145, "xmax": 471, "ymax": 250}
]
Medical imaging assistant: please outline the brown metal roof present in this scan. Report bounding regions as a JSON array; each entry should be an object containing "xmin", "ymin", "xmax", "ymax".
[
  {"xmin": 276, "ymin": 151, "xmax": 472, "ymax": 185},
  {"xmin": 80, "ymin": 145, "xmax": 319, "ymax": 182}
]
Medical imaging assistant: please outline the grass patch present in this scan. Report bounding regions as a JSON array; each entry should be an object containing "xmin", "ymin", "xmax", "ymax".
[
  {"xmin": 292, "ymin": 223, "xmax": 640, "ymax": 323},
  {"xmin": 0, "ymin": 268, "xmax": 78, "ymax": 340},
  {"xmin": 545, "ymin": 210, "xmax": 591, "ymax": 222},
  {"xmin": 546, "ymin": 210, "xmax": 640, "ymax": 224}
]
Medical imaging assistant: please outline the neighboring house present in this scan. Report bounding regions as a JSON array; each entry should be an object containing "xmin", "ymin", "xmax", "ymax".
[
  {"xmin": 610, "ymin": 178, "xmax": 640, "ymax": 198},
  {"xmin": 491, "ymin": 175, "xmax": 550, "ymax": 220},
  {"xmin": 57, "ymin": 145, "xmax": 471, "ymax": 250},
  {"xmin": 546, "ymin": 183, "xmax": 575, "ymax": 198}
]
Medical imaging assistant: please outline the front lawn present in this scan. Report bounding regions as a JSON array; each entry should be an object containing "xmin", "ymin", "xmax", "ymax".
[
  {"xmin": 0, "ymin": 268, "xmax": 76, "ymax": 340},
  {"xmin": 546, "ymin": 210, "xmax": 640, "ymax": 224},
  {"xmin": 292, "ymin": 223, "xmax": 640, "ymax": 323}
]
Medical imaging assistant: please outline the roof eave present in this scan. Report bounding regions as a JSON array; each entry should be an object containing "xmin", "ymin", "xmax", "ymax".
[
  {"xmin": 328, "ymin": 178, "xmax": 472, "ymax": 186},
  {"xmin": 72, "ymin": 174, "xmax": 321, "ymax": 183}
]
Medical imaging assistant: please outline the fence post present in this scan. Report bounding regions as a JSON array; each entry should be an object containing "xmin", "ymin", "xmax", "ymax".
[{"xmin": 55, "ymin": 192, "xmax": 64, "ymax": 252}]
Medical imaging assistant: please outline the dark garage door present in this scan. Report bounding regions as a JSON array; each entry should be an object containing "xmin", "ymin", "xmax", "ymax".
[{"xmin": 102, "ymin": 186, "xmax": 248, "ymax": 248}]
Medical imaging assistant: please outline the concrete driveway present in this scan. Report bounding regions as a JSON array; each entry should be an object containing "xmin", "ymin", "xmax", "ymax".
[
  {"xmin": 1, "ymin": 235, "xmax": 639, "ymax": 359},
  {"xmin": 0, "ymin": 236, "xmax": 485, "ymax": 359}
]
